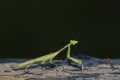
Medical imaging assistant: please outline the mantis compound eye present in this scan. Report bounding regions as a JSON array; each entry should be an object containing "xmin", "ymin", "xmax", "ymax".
[{"xmin": 70, "ymin": 40, "xmax": 78, "ymax": 45}]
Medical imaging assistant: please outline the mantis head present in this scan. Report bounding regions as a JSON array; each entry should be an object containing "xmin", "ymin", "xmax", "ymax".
[{"xmin": 70, "ymin": 40, "xmax": 78, "ymax": 45}]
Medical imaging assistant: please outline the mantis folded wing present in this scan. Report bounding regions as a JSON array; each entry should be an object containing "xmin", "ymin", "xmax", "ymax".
[{"xmin": 11, "ymin": 40, "xmax": 84, "ymax": 73}]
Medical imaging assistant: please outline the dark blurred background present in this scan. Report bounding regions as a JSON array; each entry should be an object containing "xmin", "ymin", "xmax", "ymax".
[{"xmin": 0, "ymin": 0, "xmax": 120, "ymax": 58}]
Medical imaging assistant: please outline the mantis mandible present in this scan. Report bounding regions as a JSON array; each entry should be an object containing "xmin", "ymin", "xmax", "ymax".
[{"xmin": 11, "ymin": 40, "xmax": 84, "ymax": 73}]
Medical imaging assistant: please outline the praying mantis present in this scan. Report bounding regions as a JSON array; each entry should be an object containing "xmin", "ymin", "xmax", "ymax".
[{"xmin": 11, "ymin": 40, "xmax": 84, "ymax": 73}]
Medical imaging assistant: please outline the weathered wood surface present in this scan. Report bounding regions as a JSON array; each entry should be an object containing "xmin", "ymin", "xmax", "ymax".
[{"xmin": 0, "ymin": 54, "xmax": 120, "ymax": 80}]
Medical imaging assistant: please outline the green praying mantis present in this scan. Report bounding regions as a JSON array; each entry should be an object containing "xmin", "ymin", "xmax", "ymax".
[{"xmin": 11, "ymin": 40, "xmax": 84, "ymax": 73}]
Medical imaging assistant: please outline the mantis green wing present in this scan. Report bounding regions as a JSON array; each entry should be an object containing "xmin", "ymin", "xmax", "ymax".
[{"xmin": 11, "ymin": 42, "xmax": 71, "ymax": 69}]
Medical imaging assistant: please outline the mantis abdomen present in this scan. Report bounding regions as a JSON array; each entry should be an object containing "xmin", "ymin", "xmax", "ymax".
[{"xmin": 11, "ymin": 51, "xmax": 61, "ymax": 69}]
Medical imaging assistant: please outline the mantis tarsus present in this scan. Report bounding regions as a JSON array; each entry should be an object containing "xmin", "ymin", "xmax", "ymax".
[{"xmin": 11, "ymin": 40, "xmax": 84, "ymax": 73}]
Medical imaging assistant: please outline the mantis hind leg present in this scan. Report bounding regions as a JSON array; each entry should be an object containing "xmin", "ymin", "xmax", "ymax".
[
  {"xmin": 24, "ymin": 64, "xmax": 33, "ymax": 70},
  {"xmin": 41, "ymin": 59, "xmax": 48, "ymax": 64},
  {"xmin": 49, "ymin": 58, "xmax": 54, "ymax": 64}
]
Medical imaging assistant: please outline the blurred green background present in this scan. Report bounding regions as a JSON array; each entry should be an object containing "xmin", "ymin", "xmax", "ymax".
[{"xmin": 0, "ymin": 0, "xmax": 120, "ymax": 58}]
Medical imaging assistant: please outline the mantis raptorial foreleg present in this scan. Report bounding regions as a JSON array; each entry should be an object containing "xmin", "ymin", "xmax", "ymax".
[
  {"xmin": 66, "ymin": 43, "xmax": 84, "ymax": 74},
  {"xmin": 11, "ymin": 40, "xmax": 84, "ymax": 74}
]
